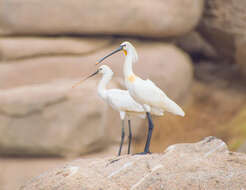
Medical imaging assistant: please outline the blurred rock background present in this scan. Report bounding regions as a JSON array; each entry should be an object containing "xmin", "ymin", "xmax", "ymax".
[{"xmin": 0, "ymin": 0, "xmax": 246, "ymax": 189}]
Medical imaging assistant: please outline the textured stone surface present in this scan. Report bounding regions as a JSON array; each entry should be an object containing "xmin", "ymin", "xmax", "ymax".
[
  {"xmin": 0, "ymin": 0, "xmax": 204, "ymax": 37},
  {"xmin": 0, "ymin": 79, "xmax": 144, "ymax": 157},
  {"xmin": 0, "ymin": 37, "xmax": 112, "ymax": 60},
  {"xmin": 20, "ymin": 137, "xmax": 246, "ymax": 190}
]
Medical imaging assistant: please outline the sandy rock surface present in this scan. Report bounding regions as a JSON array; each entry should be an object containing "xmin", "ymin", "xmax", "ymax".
[{"xmin": 20, "ymin": 137, "xmax": 246, "ymax": 190}]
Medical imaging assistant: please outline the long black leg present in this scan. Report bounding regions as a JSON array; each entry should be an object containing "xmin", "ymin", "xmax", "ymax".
[
  {"xmin": 143, "ymin": 112, "xmax": 154, "ymax": 153},
  {"xmin": 118, "ymin": 120, "xmax": 125, "ymax": 156},
  {"xmin": 127, "ymin": 120, "xmax": 132, "ymax": 154}
]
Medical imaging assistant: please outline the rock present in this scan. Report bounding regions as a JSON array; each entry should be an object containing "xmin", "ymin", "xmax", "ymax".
[
  {"xmin": 0, "ymin": 79, "xmax": 144, "ymax": 157},
  {"xmin": 0, "ymin": 37, "xmax": 112, "ymax": 61},
  {"xmin": 0, "ymin": 144, "xmax": 125, "ymax": 190},
  {"xmin": 20, "ymin": 137, "xmax": 246, "ymax": 190},
  {"xmin": 199, "ymin": 0, "xmax": 246, "ymax": 78},
  {"xmin": 175, "ymin": 31, "xmax": 218, "ymax": 59},
  {"xmin": 199, "ymin": 0, "xmax": 246, "ymax": 58},
  {"xmin": 0, "ymin": 0, "xmax": 204, "ymax": 38},
  {"xmin": 0, "ymin": 40, "xmax": 193, "ymax": 104}
]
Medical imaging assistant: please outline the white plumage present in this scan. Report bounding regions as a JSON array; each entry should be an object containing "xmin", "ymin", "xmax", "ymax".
[
  {"xmin": 121, "ymin": 41, "xmax": 185, "ymax": 117},
  {"xmin": 96, "ymin": 65, "xmax": 164, "ymax": 119},
  {"xmin": 97, "ymin": 41, "xmax": 185, "ymax": 154},
  {"xmin": 73, "ymin": 64, "xmax": 163, "ymax": 156},
  {"xmin": 96, "ymin": 65, "xmax": 165, "ymax": 156},
  {"xmin": 126, "ymin": 75, "xmax": 185, "ymax": 117},
  {"xmin": 106, "ymin": 90, "xmax": 145, "ymax": 119}
]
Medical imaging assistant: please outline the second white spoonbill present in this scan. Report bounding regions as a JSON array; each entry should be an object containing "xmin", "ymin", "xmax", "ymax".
[
  {"xmin": 73, "ymin": 65, "xmax": 163, "ymax": 156},
  {"xmin": 96, "ymin": 42, "xmax": 185, "ymax": 154}
]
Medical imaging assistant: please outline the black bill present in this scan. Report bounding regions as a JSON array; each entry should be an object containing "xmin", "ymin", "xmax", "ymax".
[
  {"xmin": 72, "ymin": 70, "xmax": 99, "ymax": 88},
  {"xmin": 96, "ymin": 45, "xmax": 124, "ymax": 65}
]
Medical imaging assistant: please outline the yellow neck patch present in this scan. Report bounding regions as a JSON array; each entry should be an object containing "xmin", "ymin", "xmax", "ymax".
[
  {"xmin": 123, "ymin": 49, "xmax": 127, "ymax": 56},
  {"xmin": 128, "ymin": 75, "xmax": 136, "ymax": 83}
]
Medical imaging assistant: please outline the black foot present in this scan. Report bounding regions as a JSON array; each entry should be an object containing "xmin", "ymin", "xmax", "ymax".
[{"xmin": 134, "ymin": 151, "xmax": 152, "ymax": 155}]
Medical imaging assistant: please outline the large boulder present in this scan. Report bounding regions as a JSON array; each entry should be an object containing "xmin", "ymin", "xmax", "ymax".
[
  {"xmin": 199, "ymin": 0, "xmax": 246, "ymax": 77},
  {"xmin": 0, "ymin": 40, "xmax": 193, "ymax": 103},
  {"xmin": 199, "ymin": 0, "xmax": 246, "ymax": 59},
  {"xmin": 0, "ymin": 37, "xmax": 112, "ymax": 61},
  {"xmin": 0, "ymin": 0, "xmax": 204, "ymax": 38},
  {"xmin": 20, "ymin": 137, "xmax": 246, "ymax": 190},
  {"xmin": 0, "ymin": 79, "xmax": 144, "ymax": 157}
]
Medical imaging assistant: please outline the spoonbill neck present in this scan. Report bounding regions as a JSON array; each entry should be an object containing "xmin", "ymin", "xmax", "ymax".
[
  {"xmin": 97, "ymin": 73, "xmax": 112, "ymax": 99},
  {"xmin": 123, "ymin": 52, "xmax": 135, "ymax": 78}
]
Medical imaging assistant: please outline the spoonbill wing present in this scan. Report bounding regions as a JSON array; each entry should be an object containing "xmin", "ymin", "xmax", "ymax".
[{"xmin": 106, "ymin": 89, "xmax": 144, "ymax": 113}]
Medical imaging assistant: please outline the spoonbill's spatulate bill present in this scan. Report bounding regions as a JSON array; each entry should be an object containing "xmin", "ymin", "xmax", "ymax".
[
  {"xmin": 97, "ymin": 42, "xmax": 185, "ymax": 154},
  {"xmin": 73, "ymin": 65, "xmax": 163, "ymax": 156}
]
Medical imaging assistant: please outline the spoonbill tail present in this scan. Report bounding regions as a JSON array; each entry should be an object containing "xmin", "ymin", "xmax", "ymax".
[
  {"xmin": 73, "ymin": 65, "xmax": 163, "ymax": 156},
  {"xmin": 96, "ymin": 42, "xmax": 185, "ymax": 154}
]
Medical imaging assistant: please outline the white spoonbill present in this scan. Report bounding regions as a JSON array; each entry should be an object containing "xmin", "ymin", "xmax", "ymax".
[
  {"xmin": 73, "ymin": 65, "xmax": 163, "ymax": 156},
  {"xmin": 96, "ymin": 42, "xmax": 185, "ymax": 154}
]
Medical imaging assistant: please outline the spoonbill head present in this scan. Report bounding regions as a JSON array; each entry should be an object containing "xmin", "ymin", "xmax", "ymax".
[{"xmin": 96, "ymin": 41, "xmax": 138, "ymax": 65}]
